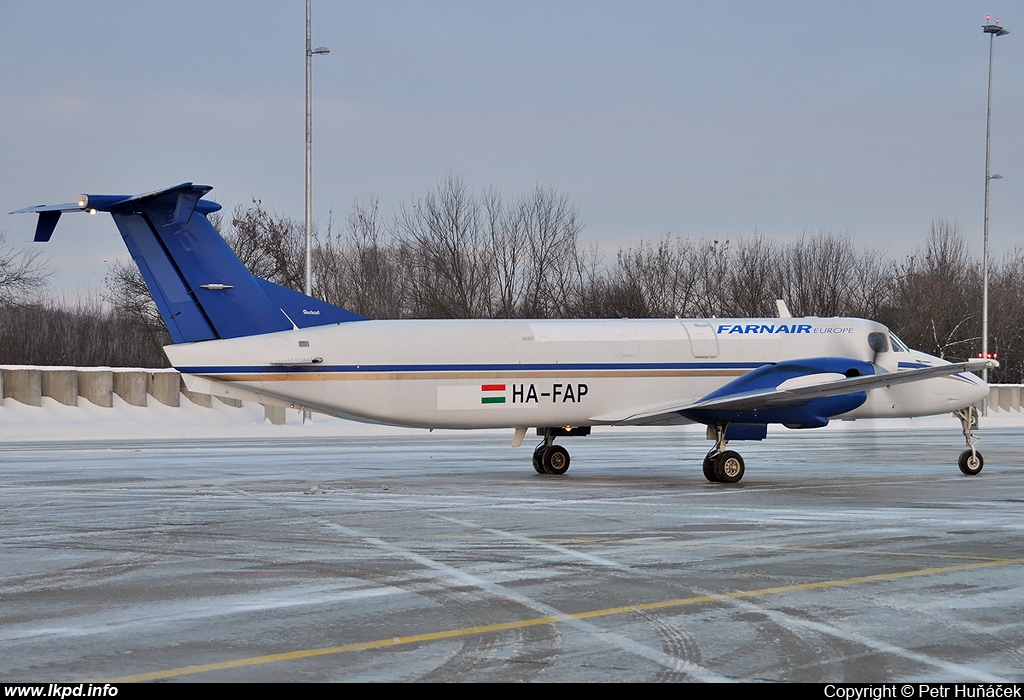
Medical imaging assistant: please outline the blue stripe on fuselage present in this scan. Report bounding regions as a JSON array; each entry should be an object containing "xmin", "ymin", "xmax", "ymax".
[{"xmin": 175, "ymin": 361, "xmax": 768, "ymax": 375}]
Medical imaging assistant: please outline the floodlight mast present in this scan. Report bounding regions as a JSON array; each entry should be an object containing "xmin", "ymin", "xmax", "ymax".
[
  {"xmin": 304, "ymin": 2, "xmax": 330, "ymax": 424},
  {"xmin": 981, "ymin": 17, "xmax": 1009, "ymax": 388},
  {"xmin": 305, "ymin": 0, "xmax": 330, "ymax": 298}
]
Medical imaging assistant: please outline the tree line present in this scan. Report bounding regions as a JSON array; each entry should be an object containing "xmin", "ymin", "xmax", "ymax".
[{"xmin": 1, "ymin": 175, "xmax": 1022, "ymax": 383}]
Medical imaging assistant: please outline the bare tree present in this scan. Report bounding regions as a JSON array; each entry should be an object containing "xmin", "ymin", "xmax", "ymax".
[
  {"xmin": 722, "ymin": 235, "xmax": 783, "ymax": 317},
  {"xmin": 516, "ymin": 186, "xmax": 586, "ymax": 318},
  {"xmin": 611, "ymin": 236, "xmax": 703, "ymax": 318},
  {"xmin": 687, "ymin": 238, "xmax": 731, "ymax": 317},
  {"xmin": 986, "ymin": 248, "xmax": 1024, "ymax": 383},
  {"xmin": 394, "ymin": 176, "xmax": 493, "ymax": 318},
  {"xmin": 0, "ymin": 231, "xmax": 50, "ymax": 306},
  {"xmin": 782, "ymin": 233, "xmax": 858, "ymax": 317},
  {"xmin": 102, "ymin": 260, "xmax": 172, "ymax": 359},
  {"xmin": 567, "ymin": 241, "xmax": 609, "ymax": 318},
  {"xmin": 226, "ymin": 200, "xmax": 305, "ymax": 291},
  {"xmin": 844, "ymin": 247, "xmax": 893, "ymax": 321},
  {"xmin": 887, "ymin": 219, "xmax": 981, "ymax": 360},
  {"xmin": 485, "ymin": 188, "xmax": 524, "ymax": 318},
  {"xmin": 315, "ymin": 198, "xmax": 409, "ymax": 318},
  {"xmin": 0, "ymin": 294, "xmax": 169, "ymax": 367}
]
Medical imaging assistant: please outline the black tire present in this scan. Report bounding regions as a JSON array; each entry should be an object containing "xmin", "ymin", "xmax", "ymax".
[
  {"xmin": 713, "ymin": 450, "xmax": 745, "ymax": 483},
  {"xmin": 702, "ymin": 450, "xmax": 719, "ymax": 482},
  {"xmin": 543, "ymin": 445, "xmax": 571, "ymax": 475},
  {"xmin": 959, "ymin": 449, "xmax": 984, "ymax": 476},
  {"xmin": 532, "ymin": 446, "xmax": 547, "ymax": 474}
]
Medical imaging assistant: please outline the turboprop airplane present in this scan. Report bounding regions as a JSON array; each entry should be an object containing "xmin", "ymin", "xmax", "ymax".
[{"xmin": 14, "ymin": 183, "xmax": 997, "ymax": 483}]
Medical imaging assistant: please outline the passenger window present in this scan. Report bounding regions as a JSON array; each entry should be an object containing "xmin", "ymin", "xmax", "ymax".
[{"xmin": 868, "ymin": 332, "xmax": 889, "ymax": 353}]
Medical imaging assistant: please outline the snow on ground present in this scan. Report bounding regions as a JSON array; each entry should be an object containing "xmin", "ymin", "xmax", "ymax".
[
  {"xmin": 1, "ymin": 393, "xmax": 1021, "ymax": 442},
  {"xmin": 0, "ymin": 395, "xmax": 420, "ymax": 441}
]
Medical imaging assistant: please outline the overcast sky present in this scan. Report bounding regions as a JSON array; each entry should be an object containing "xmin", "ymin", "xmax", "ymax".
[{"xmin": 2, "ymin": 1, "xmax": 1022, "ymax": 294}]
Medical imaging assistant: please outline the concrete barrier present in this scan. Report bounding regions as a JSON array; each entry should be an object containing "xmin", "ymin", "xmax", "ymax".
[
  {"xmin": 990, "ymin": 385, "xmax": 1021, "ymax": 413},
  {"xmin": 78, "ymin": 371, "xmax": 114, "ymax": 407},
  {"xmin": 1, "ymin": 367, "xmax": 288, "ymax": 415},
  {"xmin": 181, "ymin": 381, "xmax": 213, "ymax": 407},
  {"xmin": 112, "ymin": 371, "xmax": 147, "ymax": 407},
  {"xmin": 148, "ymin": 372, "xmax": 180, "ymax": 407},
  {"xmin": 265, "ymin": 404, "xmax": 286, "ymax": 425},
  {"xmin": 41, "ymin": 370, "xmax": 78, "ymax": 406},
  {"xmin": 2, "ymin": 368, "xmax": 41, "ymax": 406}
]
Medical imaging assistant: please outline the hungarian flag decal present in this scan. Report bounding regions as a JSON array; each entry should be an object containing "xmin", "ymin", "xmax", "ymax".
[{"xmin": 481, "ymin": 384, "xmax": 506, "ymax": 404}]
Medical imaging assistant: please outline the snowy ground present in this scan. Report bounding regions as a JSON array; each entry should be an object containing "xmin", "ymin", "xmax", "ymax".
[{"xmin": 0, "ymin": 395, "xmax": 418, "ymax": 441}]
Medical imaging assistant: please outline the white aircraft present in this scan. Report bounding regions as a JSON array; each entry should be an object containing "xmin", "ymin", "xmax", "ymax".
[{"xmin": 14, "ymin": 183, "xmax": 997, "ymax": 482}]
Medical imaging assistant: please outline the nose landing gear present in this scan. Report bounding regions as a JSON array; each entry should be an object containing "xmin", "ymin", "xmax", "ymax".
[
  {"xmin": 958, "ymin": 449, "xmax": 983, "ymax": 476},
  {"xmin": 955, "ymin": 406, "xmax": 984, "ymax": 475}
]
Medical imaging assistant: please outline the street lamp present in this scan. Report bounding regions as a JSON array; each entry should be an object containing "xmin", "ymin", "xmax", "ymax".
[
  {"xmin": 305, "ymin": 0, "xmax": 330, "ymax": 297},
  {"xmin": 980, "ymin": 17, "xmax": 1009, "ymax": 388},
  {"xmin": 303, "ymin": 2, "xmax": 329, "ymax": 424}
]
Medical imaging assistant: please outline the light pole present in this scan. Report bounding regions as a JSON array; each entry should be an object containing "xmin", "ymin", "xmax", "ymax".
[
  {"xmin": 306, "ymin": 0, "xmax": 330, "ymax": 297},
  {"xmin": 981, "ymin": 17, "xmax": 1009, "ymax": 386}
]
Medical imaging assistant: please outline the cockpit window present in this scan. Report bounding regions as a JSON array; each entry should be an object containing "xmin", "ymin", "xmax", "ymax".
[
  {"xmin": 868, "ymin": 332, "xmax": 889, "ymax": 353},
  {"xmin": 889, "ymin": 333, "xmax": 910, "ymax": 353}
]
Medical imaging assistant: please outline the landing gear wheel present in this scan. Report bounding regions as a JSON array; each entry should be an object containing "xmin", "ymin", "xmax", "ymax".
[
  {"xmin": 713, "ymin": 450, "xmax": 745, "ymax": 483},
  {"xmin": 532, "ymin": 446, "xmax": 547, "ymax": 474},
  {"xmin": 958, "ymin": 449, "xmax": 984, "ymax": 476},
  {"xmin": 954, "ymin": 406, "xmax": 985, "ymax": 476},
  {"xmin": 702, "ymin": 450, "xmax": 720, "ymax": 482},
  {"xmin": 542, "ymin": 445, "xmax": 570, "ymax": 475}
]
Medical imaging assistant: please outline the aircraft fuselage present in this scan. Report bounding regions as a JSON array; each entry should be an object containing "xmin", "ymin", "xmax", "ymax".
[{"xmin": 166, "ymin": 316, "xmax": 988, "ymax": 430}]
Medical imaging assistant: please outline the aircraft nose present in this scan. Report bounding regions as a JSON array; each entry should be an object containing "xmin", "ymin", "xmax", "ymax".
[{"xmin": 958, "ymin": 373, "xmax": 991, "ymax": 407}]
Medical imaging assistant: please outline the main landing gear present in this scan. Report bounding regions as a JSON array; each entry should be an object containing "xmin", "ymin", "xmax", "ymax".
[
  {"xmin": 533, "ymin": 442, "xmax": 570, "ymax": 475},
  {"xmin": 702, "ymin": 424, "xmax": 745, "ymax": 484},
  {"xmin": 531, "ymin": 427, "xmax": 590, "ymax": 475},
  {"xmin": 955, "ymin": 405, "xmax": 984, "ymax": 476}
]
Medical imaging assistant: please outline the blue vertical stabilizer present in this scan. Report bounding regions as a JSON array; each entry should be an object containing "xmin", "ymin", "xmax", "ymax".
[{"xmin": 12, "ymin": 183, "xmax": 368, "ymax": 343}]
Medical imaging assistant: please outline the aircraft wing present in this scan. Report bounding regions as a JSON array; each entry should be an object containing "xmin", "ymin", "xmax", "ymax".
[{"xmin": 593, "ymin": 358, "xmax": 996, "ymax": 426}]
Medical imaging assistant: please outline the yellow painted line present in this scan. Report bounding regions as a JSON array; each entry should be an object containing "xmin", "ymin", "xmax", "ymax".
[
  {"xmin": 436, "ymin": 534, "xmax": 611, "ymax": 544},
  {"xmin": 434, "ymin": 536, "xmax": 1009, "ymax": 562},
  {"xmin": 665, "ymin": 543, "xmax": 1012, "ymax": 562},
  {"xmin": 104, "ymin": 556, "xmax": 1023, "ymax": 683}
]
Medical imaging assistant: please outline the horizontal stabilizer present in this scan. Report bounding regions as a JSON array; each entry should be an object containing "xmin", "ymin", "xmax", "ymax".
[{"xmin": 10, "ymin": 202, "xmax": 82, "ymax": 242}]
